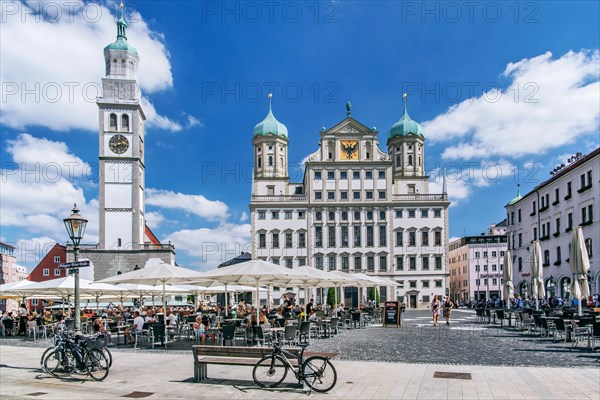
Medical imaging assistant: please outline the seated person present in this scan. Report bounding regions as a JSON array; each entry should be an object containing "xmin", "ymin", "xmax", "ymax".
[
  {"xmin": 124, "ymin": 311, "xmax": 145, "ymax": 345},
  {"xmin": 308, "ymin": 310, "xmax": 317, "ymax": 321},
  {"xmin": 165, "ymin": 309, "xmax": 178, "ymax": 326},
  {"xmin": 144, "ymin": 310, "xmax": 156, "ymax": 324},
  {"xmin": 192, "ymin": 316, "xmax": 215, "ymax": 345}
]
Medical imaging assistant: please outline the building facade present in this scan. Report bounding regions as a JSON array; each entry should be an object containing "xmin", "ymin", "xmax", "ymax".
[
  {"xmin": 26, "ymin": 244, "xmax": 67, "ymax": 311},
  {"xmin": 76, "ymin": 6, "xmax": 175, "ymax": 279},
  {"xmin": 250, "ymin": 97, "xmax": 449, "ymax": 309},
  {"xmin": 0, "ymin": 242, "xmax": 28, "ymax": 312},
  {"xmin": 505, "ymin": 147, "xmax": 599, "ymax": 299},
  {"xmin": 448, "ymin": 231, "xmax": 508, "ymax": 304}
]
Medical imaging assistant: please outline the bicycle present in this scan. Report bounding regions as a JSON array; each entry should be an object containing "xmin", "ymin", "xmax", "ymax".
[
  {"xmin": 252, "ymin": 340, "xmax": 337, "ymax": 393},
  {"xmin": 41, "ymin": 331, "xmax": 112, "ymax": 371},
  {"xmin": 42, "ymin": 330, "xmax": 110, "ymax": 381}
]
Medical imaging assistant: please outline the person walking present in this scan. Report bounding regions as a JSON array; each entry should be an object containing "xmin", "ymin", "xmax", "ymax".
[
  {"xmin": 431, "ymin": 295, "xmax": 441, "ymax": 327},
  {"xmin": 443, "ymin": 297, "xmax": 455, "ymax": 326},
  {"xmin": 18, "ymin": 303, "xmax": 28, "ymax": 336}
]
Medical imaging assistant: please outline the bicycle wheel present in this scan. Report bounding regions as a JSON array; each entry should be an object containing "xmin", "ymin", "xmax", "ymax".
[
  {"xmin": 40, "ymin": 347, "xmax": 54, "ymax": 372},
  {"xmin": 252, "ymin": 355, "xmax": 288, "ymax": 388},
  {"xmin": 100, "ymin": 347, "xmax": 113, "ymax": 368},
  {"xmin": 85, "ymin": 349, "xmax": 110, "ymax": 381},
  {"xmin": 44, "ymin": 349, "xmax": 75, "ymax": 378},
  {"xmin": 301, "ymin": 356, "xmax": 337, "ymax": 393}
]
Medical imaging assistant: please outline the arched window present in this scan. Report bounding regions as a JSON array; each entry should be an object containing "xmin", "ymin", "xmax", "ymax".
[
  {"xmin": 585, "ymin": 238, "xmax": 593, "ymax": 257},
  {"xmin": 328, "ymin": 212, "xmax": 335, "ymax": 221},
  {"xmin": 109, "ymin": 113, "xmax": 117, "ymax": 130},
  {"xmin": 257, "ymin": 157, "xmax": 262, "ymax": 168},
  {"xmin": 408, "ymin": 154, "xmax": 413, "ymax": 166},
  {"xmin": 121, "ymin": 114, "xmax": 129, "ymax": 131},
  {"xmin": 268, "ymin": 156, "xmax": 273, "ymax": 167},
  {"xmin": 418, "ymin": 156, "xmax": 421, "ymax": 167},
  {"xmin": 543, "ymin": 249, "xmax": 550, "ymax": 265},
  {"xmin": 341, "ymin": 212, "xmax": 348, "ymax": 220},
  {"xmin": 315, "ymin": 212, "xmax": 322, "ymax": 221},
  {"xmin": 366, "ymin": 211, "xmax": 373, "ymax": 220},
  {"xmin": 561, "ymin": 277, "xmax": 571, "ymax": 299},
  {"xmin": 396, "ymin": 155, "xmax": 401, "ymax": 167},
  {"xmin": 354, "ymin": 211, "xmax": 360, "ymax": 220},
  {"xmin": 280, "ymin": 157, "xmax": 283, "ymax": 167}
]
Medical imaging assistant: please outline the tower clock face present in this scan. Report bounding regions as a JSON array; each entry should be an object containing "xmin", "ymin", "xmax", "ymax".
[
  {"xmin": 108, "ymin": 134, "xmax": 129, "ymax": 155},
  {"xmin": 340, "ymin": 140, "xmax": 359, "ymax": 160}
]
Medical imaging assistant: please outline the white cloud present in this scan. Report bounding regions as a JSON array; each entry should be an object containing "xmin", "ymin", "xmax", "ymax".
[
  {"xmin": 145, "ymin": 188, "xmax": 229, "ymax": 221},
  {"xmin": 239, "ymin": 212, "xmax": 249, "ymax": 222},
  {"xmin": 0, "ymin": 0, "xmax": 188, "ymax": 132},
  {"xmin": 166, "ymin": 223, "xmax": 251, "ymax": 270},
  {"xmin": 185, "ymin": 114, "xmax": 203, "ymax": 128},
  {"xmin": 0, "ymin": 134, "xmax": 98, "ymax": 242},
  {"xmin": 145, "ymin": 211, "xmax": 164, "ymax": 229},
  {"xmin": 13, "ymin": 236, "xmax": 61, "ymax": 269},
  {"xmin": 424, "ymin": 51, "xmax": 600, "ymax": 159}
]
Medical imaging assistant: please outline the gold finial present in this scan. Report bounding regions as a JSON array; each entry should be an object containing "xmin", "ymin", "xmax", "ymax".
[{"xmin": 120, "ymin": 1, "xmax": 124, "ymax": 8}]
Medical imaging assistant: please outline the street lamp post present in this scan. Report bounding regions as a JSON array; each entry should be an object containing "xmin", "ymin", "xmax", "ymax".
[{"xmin": 63, "ymin": 204, "xmax": 88, "ymax": 334}]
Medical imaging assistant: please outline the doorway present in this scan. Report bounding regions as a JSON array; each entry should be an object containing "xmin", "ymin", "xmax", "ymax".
[{"xmin": 409, "ymin": 294, "xmax": 417, "ymax": 309}]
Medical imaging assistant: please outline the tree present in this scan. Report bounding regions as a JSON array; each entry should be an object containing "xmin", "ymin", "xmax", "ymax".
[
  {"xmin": 187, "ymin": 295, "xmax": 196, "ymax": 305},
  {"xmin": 327, "ymin": 287, "xmax": 336, "ymax": 307},
  {"xmin": 368, "ymin": 287, "xmax": 380, "ymax": 304}
]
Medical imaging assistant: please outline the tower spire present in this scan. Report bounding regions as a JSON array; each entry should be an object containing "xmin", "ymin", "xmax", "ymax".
[
  {"xmin": 117, "ymin": 1, "xmax": 127, "ymax": 40},
  {"xmin": 268, "ymin": 92, "xmax": 273, "ymax": 112},
  {"xmin": 402, "ymin": 92, "xmax": 409, "ymax": 118}
]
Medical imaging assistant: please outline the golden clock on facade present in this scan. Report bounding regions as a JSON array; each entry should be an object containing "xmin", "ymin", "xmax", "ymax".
[
  {"xmin": 340, "ymin": 140, "xmax": 359, "ymax": 160},
  {"xmin": 108, "ymin": 134, "xmax": 129, "ymax": 155}
]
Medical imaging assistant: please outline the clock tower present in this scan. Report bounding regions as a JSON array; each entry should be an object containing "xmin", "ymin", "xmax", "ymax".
[{"xmin": 97, "ymin": 3, "xmax": 145, "ymax": 250}]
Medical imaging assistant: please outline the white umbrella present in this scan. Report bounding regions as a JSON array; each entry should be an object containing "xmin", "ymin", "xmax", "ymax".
[
  {"xmin": 503, "ymin": 250, "xmax": 515, "ymax": 310},
  {"xmin": 0, "ymin": 279, "xmax": 37, "ymax": 299},
  {"xmin": 192, "ymin": 259, "xmax": 310, "ymax": 321},
  {"xmin": 531, "ymin": 241, "xmax": 545, "ymax": 310},
  {"xmin": 97, "ymin": 261, "xmax": 203, "ymax": 329},
  {"xmin": 569, "ymin": 226, "xmax": 591, "ymax": 316}
]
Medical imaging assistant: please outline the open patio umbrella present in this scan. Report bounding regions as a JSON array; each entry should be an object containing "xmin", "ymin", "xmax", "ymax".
[
  {"xmin": 0, "ymin": 279, "xmax": 37, "ymax": 299},
  {"xmin": 569, "ymin": 226, "xmax": 591, "ymax": 316},
  {"xmin": 191, "ymin": 259, "xmax": 309, "ymax": 321},
  {"xmin": 293, "ymin": 267, "xmax": 355, "ymax": 318},
  {"xmin": 531, "ymin": 241, "xmax": 545, "ymax": 310},
  {"xmin": 97, "ymin": 260, "xmax": 203, "ymax": 330},
  {"xmin": 503, "ymin": 250, "xmax": 515, "ymax": 310}
]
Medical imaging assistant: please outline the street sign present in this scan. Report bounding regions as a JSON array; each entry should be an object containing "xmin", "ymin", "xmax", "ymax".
[{"xmin": 58, "ymin": 260, "xmax": 91, "ymax": 269}]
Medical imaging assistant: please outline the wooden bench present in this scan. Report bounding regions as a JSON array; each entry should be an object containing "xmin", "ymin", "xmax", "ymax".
[{"xmin": 192, "ymin": 345, "xmax": 300, "ymax": 382}]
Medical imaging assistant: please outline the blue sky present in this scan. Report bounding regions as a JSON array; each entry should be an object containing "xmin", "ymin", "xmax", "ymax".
[{"xmin": 1, "ymin": 1, "xmax": 599, "ymax": 271}]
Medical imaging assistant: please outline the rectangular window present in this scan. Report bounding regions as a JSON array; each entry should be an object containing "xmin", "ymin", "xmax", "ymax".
[
  {"xmin": 327, "ymin": 171, "xmax": 335, "ymax": 180},
  {"xmin": 285, "ymin": 211, "xmax": 292, "ymax": 219},
  {"xmin": 315, "ymin": 256, "xmax": 323, "ymax": 270},
  {"xmin": 327, "ymin": 191, "xmax": 335, "ymax": 200},
  {"xmin": 259, "ymin": 233, "xmax": 266, "ymax": 248},
  {"xmin": 258, "ymin": 211, "xmax": 266, "ymax": 220},
  {"xmin": 341, "ymin": 256, "xmax": 349, "ymax": 271},
  {"xmin": 366, "ymin": 191, "xmax": 373, "ymax": 199},
  {"xmin": 285, "ymin": 232, "xmax": 293, "ymax": 248},
  {"xmin": 566, "ymin": 181, "xmax": 572, "ymax": 198},
  {"xmin": 354, "ymin": 256, "xmax": 362, "ymax": 271},
  {"xmin": 422, "ymin": 281, "xmax": 430, "ymax": 288},
  {"xmin": 353, "ymin": 191, "xmax": 360, "ymax": 200},
  {"xmin": 366, "ymin": 225, "xmax": 374, "ymax": 246},
  {"xmin": 409, "ymin": 231, "xmax": 416, "ymax": 246},
  {"xmin": 314, "ymin": 171, "xmax": 322, "ymax": 180},
  {"xmin": 434, "ymin": 209, "xmax": 441, "ymax": 218},
  {"xmin": 298, "ymin": 257, "xmax": 306, "ymax": 266},
  {"xmin": 340, "ymin": 171, "xmax": 347, "ymax": 179},
  {"xmin": 43, "ymin": 268, "xmax": 49, "ymax": 276},
  {"xmin": 588, "ymin": 204, "xmax": 593, "ymax": 223},
  {"xmin": 421, "ymin": 231, "xmax": 429, "ymax": 246},
  {"xmin": 518, "ymin": 233, "xmax": 523, "ymax": 247},
  {"xmin": 421, "ymin": 209, "xmax": 428, "ymax": 218},
  {"xmin": 341, "ymin": 226, "xmax": 349, "ymax": 247},
  {"xmin": 379, "ymin": 225, "xmax": 387, "ymax": 246},
  {"xmin": 581, "ymin": 207, "xmax": 587, "ymax": 224},
  {"xmin": 396, "ymin": 257, "xmax": 404, "ymax": 270},
  {"xmin": 409, "ymin": 256, "xmax": 416, "ymax": 270},
  {"xmin": 367, "ymin": 256, "xmax": 375, "ymax": 271},
  {"xmin": 378, "ymin": 191, "xmax": 386, "ymax": 200},
  {"xmin": 378, "ymin": 170, "xmax": 385, "ymax": 179},
  {"xmin": 298, "ymin": 232, "xmax": 306, "ymax": 248},
  {"xmin": 365, "ymin": 171, "xmax": 373, "ymax": 179},
  {"xmin": 379, "ymin": 255, "xmax": 387, "ymax": 271},
  {"xmin": 435, "ymin": 280, "xmax": 442, "ymax": 288},
  {"xmin": 567, "ymin": 213, "xmax": 573, "ymax": 230},
  {"xmin": 395, "ymin": 210, "xmax": 403, "ymax": 218},
  {"xmin": 328, "ymin": 256, "xmax": 336, "ymax": 271},
  {"xmin": 408, "ymin": 210, "xmax": 415, "ymax": 218},
  {"xmin": 315, "ymin": 192, "xmax": 322, "ymax": 200},
  {"xmin": 340, "ymin": 191, "xmax": 348, "ymax": 200},
  {"xmin": 422, "ymin": 256, "xmax": 430, "ymax": 270},
  {"xmin": 353, "ymin": 225, "xmax": 361, "ymax": 247},
  {"xmin": 298, "ymin": 211, "xmax": 305, "ymax": 219},
  {"xmin": 396, "ymin": 231, "xmax": 403, "ymax": 246},
  {"xmin": 315, "ymin": 226, "xmax": 323, "ymax": 247},
  {"xmin": 434, "ymin": 231, "xmax": 442, "ymax": 246},
  {"xmin": 518, "ymin": 209, "xmax": 522, "ymax": 222},
  {"xmin": 353, "ymin": 171, "xmax": 360, "ymax": 179},
  {"xmin": 272, "ymin": 211, "xmax": 279, "ymax": 219},
  {"xmin": 272, "ymin": 258, "xmax": 280, "ymax": 265},
  {"xmin": 54, "ymin": 256, "xmax": 61, "ymax": 263},
  {"xmin": 285, "ymin": 258, "xmax": 293, "ymax": 269},
  {"xmin": 272, "ymin": 233, "xmax": 279, "ymax": 248},
  {"xmin": 328, "ymin": 226, "xmax": 336, "ymax": 247},
  {"xmin": 435, "ymin": 256, "xmax": 442, "ymax": 270},
  {"xmin": 409, "ymin": 281, "xmax": 417, "ymax": 288},
  {"xmin": 54, "ymin": 268, "xmax": 61, "ymax": 276},
  {"xmin": 533, "ymin": 227, "xmax": 538, "ymax": 240}
]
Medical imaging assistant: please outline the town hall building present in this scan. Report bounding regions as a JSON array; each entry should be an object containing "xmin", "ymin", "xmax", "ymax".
[{"xmin": 250, "ymin": 96, "xmax": 450, "ymax": 308}]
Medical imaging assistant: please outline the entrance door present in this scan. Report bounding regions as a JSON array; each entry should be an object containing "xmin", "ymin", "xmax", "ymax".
[{"xmin": 409, "ymin": 294, "xmax": 417, "ymax": 309}]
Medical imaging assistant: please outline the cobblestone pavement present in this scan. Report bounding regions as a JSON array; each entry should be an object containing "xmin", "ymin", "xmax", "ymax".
[
  {"xmin": 2, "ymin": 309, "xmax": 598, "ymax": 368},
  {"xmin": 306, "ymin": 309, "xmax": 600, "ymax": 367}
]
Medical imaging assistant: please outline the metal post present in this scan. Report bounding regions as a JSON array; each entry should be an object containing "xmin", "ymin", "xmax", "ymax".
[{"xmin": 73, "ymin": 246, "xmax": 81, "ymax": 334}]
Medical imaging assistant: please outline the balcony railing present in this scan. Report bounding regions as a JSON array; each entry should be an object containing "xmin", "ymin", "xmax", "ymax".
[{"xmin": 251, "ymin": 195, "xmax": 308, "ymax": 202}]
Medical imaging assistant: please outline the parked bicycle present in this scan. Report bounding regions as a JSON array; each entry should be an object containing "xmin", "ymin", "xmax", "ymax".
[
  {"xmin": 41, "ymin": 331, "xmax": 112, "ymax": 371},
  {"xmin": 41, "ymin": 330, "xmax": 110, "ymax": 381},
  {"xmin": 252, "ymin": 340, "xmax": 337, "ymax": 393}
]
